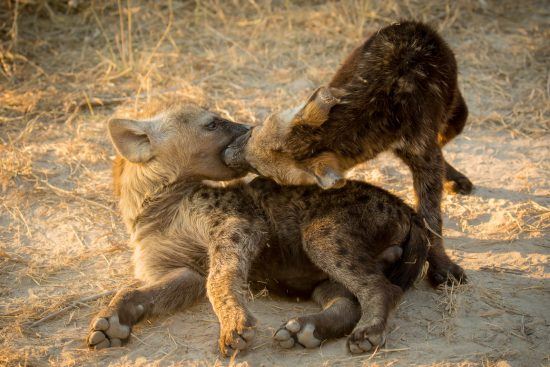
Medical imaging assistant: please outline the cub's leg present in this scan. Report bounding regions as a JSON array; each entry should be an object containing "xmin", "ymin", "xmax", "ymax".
[
  {"xmin": 395, "ymin": 145, "xmax": 467, "ymax": 286},
  {"xmin": 444, "ymin": 160, "xmax": 473, "ymax": 195},
  {"xmin": 439, "ymin": 91, "xmax": 473, "ymax": 195},
  {"xmin": 301, "ymin": 231, "xmax": 403, "ymax": 354},
  {"xmin": 274, "ymin": 280, "xmax": 361, "ymax": 349},
  {"xmin": 87, "ymin": 267, "xmax": 205, "ymax": 350},
  {"xmin": 207, "ymin": 220, "xmax": 265, "ymax": 356}
]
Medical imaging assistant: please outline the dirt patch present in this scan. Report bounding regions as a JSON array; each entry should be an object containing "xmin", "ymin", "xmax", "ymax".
[{"xmin": 1, "ymin": 1, "xmax": 548, "ymax": 366}]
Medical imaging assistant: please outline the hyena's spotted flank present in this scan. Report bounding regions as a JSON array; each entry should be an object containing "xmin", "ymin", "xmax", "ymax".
[{"xmin": 87, "ymin": 103, "xmax": 428, "ymax": 356}]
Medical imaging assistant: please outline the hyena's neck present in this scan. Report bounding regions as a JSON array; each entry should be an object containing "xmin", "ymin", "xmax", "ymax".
[{"xmin": 113, "ymin": 156, "xmax": 175, "ymax": 232}]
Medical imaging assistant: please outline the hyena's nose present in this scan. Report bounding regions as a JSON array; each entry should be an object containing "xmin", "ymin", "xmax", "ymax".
[
  {"xmin": 232, "ymin": 123, "xmax": 251, "ymax": 136},
  {"xmin": 223, "ymin": 129, "xmax": 253, "ymax": 168}
]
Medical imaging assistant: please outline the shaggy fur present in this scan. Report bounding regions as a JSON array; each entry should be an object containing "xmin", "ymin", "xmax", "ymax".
[
  {"xmin": 87, "ymin": 104, "xmax": 428, "ymax": 356},
  {"xmin": 223, "ymin": 21, "xmax": 472, "ymax": 286}
]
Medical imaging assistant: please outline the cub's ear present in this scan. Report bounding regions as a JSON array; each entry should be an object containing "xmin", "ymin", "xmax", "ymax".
[
  {"xmin": 312, "ymin": 165, "xmax": 345, "ymax": 190},
  {"xmin": 108, "ymin": 118, "xmax": 154, "ymax": 163},
  {"xmin": 293, "ymin": 86, "xmax": 346, "ymax": 126}
]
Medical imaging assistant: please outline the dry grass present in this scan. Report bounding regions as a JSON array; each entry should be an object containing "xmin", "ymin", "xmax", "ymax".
[{"xmin": 0, "ymin": 1, "xmax": 548, "ymax": 366}]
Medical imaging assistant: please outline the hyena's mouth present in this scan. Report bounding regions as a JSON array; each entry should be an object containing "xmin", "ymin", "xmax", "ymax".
[{"xmin": 222, "ymin": 129, "xmax": 255, "ymax": 173}]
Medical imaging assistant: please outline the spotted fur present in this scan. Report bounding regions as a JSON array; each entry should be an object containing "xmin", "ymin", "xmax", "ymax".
[
  {"xmin": 223, "ymin": 21, "xmax": 472, "ymax": 286},
  {"xmin": 87, "ymin": 103, "xmax": 428, "ymax": 356}
]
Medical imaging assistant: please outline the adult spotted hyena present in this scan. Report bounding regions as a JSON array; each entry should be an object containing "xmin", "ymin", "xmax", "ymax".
[
  {"xmin": 223, "ymin": 21, "xmax": 472, "ymax": 286},
  {"xmin": 87, "ymin": 103, "xmax": 428, "ymax": 355}
]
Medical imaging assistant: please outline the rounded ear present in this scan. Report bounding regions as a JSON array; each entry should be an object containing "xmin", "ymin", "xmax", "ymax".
[
  {"xmin": 312, "ymin": 166, "xmax": 345, "ymax": 190},
  {"xmin": 293, "ymin": 86, "xmax": 346, "ymax": 126},
  {"xmin": 108, "ymin": 119, "xmax": 153, "ymax": 163}
]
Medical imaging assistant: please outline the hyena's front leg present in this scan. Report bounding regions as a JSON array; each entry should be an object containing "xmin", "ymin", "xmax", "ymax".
[
  {"xmin": 395, "ymin": 145, "xmax": 467, "ymax": 286},
  {"xmin": 207, "ymin": 220, "xmax": 265, "ymax": 356},
  {"xmin": 87, "ymin": 267, "xmax": 205, "ymax": 350}
]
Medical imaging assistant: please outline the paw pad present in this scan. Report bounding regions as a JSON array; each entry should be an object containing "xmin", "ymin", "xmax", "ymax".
[
  {"xmin": 274, "ymin": 318, "xmax": 322, "ymax": 349},
  {"xmin": 347, "ymin": 327, "xmax": 386, "ymax": 354},
  {"xmin": 87, "ymin": 313, "xmax": 131, "ymax": 350}
]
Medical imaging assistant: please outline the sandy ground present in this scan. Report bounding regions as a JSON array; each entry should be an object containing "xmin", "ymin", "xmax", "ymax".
[{"xmin": 0, "ymin": 1, "xmax": 548, "ymax": 366}]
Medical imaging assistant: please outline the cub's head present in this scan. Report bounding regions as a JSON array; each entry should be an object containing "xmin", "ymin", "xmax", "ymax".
[
  {"xmin": 223, "ymin": 87, "xmax": 347, "ymax": 189},
  {"xmin": 109, "ymin": 103, "xmax": 250, "ymax": 183}
]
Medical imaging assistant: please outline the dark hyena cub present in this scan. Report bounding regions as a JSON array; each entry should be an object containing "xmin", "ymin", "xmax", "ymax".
[
  {"xmin": 87, "ymin": 103, "xmax": 428, "ymax": 355},
  {"xmin": 223, "ymin": 21, "xmax": 472, "ymax": 286}
]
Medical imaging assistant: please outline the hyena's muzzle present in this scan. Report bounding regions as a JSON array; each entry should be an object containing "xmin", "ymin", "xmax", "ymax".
[{"xmin": 223, "ymin": 128, "xmax": 257, "ymax": 173}]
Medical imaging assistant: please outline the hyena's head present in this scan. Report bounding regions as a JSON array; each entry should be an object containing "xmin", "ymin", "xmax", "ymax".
[
  {"xmin": 223, "ymin": 87, "xmax": 347, "ymax": 189},
  {"xmin": 109, "ymin": 103, "xmax": 250, "ymax": 184}
]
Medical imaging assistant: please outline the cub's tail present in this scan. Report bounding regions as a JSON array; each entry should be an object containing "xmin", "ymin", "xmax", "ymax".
[{"xmin": 386, "ymin": 214, "xmax": 429, "ymax": 291}]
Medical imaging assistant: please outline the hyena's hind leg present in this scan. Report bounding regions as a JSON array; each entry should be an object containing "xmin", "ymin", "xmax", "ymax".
[
  {"xmin": 439, "ymin": 90, "xmax": 473, "ymax": 195},
  {"xmin": 395, "ymin": 145, "xmax": 467, "ymax": 286},
  {"xmin": 274, "ymin": 280, "xmax": 361, "ymax": 349},
  {"xmin": 273, "ymin": 246, "xmax": 402, "ymax": 349},
  {"xmin": 301, "ymin": 228, "xmax": 404, "ymax": 354},
  {"xmin": 444, "ymin": 160, "xmax": 473, "ymax": 195},
  {"xmin": 87, "ymin": 267, "xmax": 205, "ymax": 350}
]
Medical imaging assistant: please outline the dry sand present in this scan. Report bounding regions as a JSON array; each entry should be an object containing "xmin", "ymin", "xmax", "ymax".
[{"xmin": 0, "ymin": 1, "xmax": 548, "ymax": 366}]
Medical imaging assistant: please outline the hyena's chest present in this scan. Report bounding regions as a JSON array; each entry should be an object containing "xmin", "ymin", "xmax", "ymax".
[{"xmin": 130, "ymin": 201, "xmax": 215, "ymax": 282}]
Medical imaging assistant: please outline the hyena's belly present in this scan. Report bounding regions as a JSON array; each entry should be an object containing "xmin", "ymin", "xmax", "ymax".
[{"xmin": 249, "ymin": 246, "xmax": 327, "ymax": 298}]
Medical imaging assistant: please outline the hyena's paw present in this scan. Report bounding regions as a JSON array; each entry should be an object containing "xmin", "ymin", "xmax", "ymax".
[
  {"xmin": 428, "ymin": 261, "xmax": 468, "ymax": 287},
  {"xmin": 444, "ymin": 175, "xmax": 473, "ymax": 195},
  {"xmin": 273, "ymin": 318, "xmax": 321, "ymax": 349},
  {"xmin": 347, "ymin": 319, "xmax": 386, "ymax": 354},
  {"xmin": 218, "ymin": 313, "xmax": 256, "ymax": 356},
  {"xmin": 87, "ymin": 307, "xmax": 140, "ymax": 350}
]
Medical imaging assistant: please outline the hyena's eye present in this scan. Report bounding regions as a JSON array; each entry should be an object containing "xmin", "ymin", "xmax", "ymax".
[{"xmin": 204, "ymin": 119, "xmax": 218, "ymax": 131}]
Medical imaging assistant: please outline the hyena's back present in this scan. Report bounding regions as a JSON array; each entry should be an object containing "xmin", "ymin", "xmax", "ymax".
[{"xmin": 326, "ymin": 21, "xmax": 461, "ymax": 151}]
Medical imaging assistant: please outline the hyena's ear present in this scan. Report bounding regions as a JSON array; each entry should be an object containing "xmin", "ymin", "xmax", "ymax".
[
  {"xmin": 312, "ymin": 165, "xmax": 345, "ymax": 190},
  {"xmin": 293, "ymin": 86, "xmax": 346, "ymax": 126},
  {"xmin": 108, "ymin": 118, "xmax": 154, "ymax": 163}
]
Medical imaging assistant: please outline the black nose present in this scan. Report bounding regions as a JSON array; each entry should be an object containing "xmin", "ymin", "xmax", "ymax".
[
  {"xmin": 232, "ymin": 123, "xmax": 251, "ymax": 136},
  {"xmin": 223, "ymin": 129, "xmax": 253, "ymax": 169}
]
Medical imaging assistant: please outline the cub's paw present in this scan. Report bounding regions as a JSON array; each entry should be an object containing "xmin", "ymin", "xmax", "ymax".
[
  {"xmin": 218, "ymin": 313, "xmax": 256, "ymax": 356},
  {"xmin": 273, "ymin": 318, "xmax": 321, "ymax": 349},
  {"xmin": 87, "ymin": 308, "xmax": 139, "ymax": 350},
  {"xmin": 347, "ymin": 320, "xmax": 386, "ymax": 354},
  {"xmin": 428, "ymin": 261, "xmax": 468, "ymax": 287},
  {"xmin": 444, "ymin": 175, "xmax": 473, "ymax": 195}
]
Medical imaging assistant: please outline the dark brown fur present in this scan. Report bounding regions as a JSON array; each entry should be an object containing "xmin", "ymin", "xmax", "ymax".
[
  {"xmin": 87, "ymin": 104, "xmax": 428, "ymax": 355},
  {"xmin": 223, "ymin": 21, "xmax": 472, "ymax": 286}
]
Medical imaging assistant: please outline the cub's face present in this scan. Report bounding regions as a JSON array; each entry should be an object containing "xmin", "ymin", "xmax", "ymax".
[
  {"xmin": 223, "ymin": 87, "xmax": 347, "ymax": 189},
  {"xmin": 109, "ymin": 103, "xmax": 250, "ymax": 182}
]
